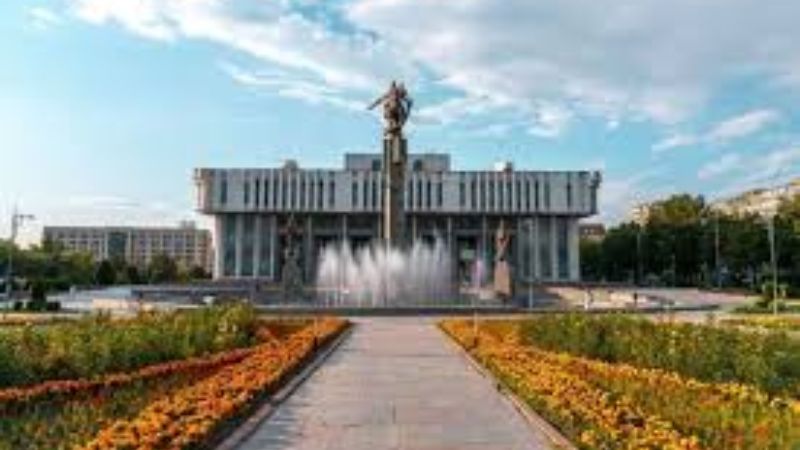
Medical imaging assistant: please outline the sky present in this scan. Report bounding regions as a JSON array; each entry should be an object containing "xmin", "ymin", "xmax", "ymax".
[{"xmin": 2, "ymin": 0, "xmax": 800, "ymax": 246}]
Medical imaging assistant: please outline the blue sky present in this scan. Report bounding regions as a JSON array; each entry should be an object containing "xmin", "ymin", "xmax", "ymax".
[{"xmin": 2, "ymin": 0, "xmax": 800, "ymax": 245}]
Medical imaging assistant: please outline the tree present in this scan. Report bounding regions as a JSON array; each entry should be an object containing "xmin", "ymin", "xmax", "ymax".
[
  {"xmin": 125, "ymin": 265, "xmax": 143, "ymax": 285},
  {"xmin": 95, "ymin": 260, "xmax": 117, "ymax": 286},
  {"xmin": 148, "ymin": 254, "xmax": 178, "ymax": 284},
  {"xmin": 188, "ymin": 265, "xmax": 210, "ymax": 280}
]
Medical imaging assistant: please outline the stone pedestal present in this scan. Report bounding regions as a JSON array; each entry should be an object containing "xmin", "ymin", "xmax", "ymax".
[{"xmin": 382, "ymin": 136, "xmax": 407, "ymax": 248}]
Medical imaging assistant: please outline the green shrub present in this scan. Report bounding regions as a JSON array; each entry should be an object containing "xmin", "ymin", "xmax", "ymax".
[
  {"xmin": 0, "ymin": 305, "xmax": 258, "ymax": 388},
  {"xmin": 519, "ymin": 314, "xmax": 800, "ymax": 396}
]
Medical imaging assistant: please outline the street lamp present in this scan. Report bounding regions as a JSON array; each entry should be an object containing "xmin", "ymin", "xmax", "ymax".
[
  {"xmin": 767, "ymin": 213, "xmax": 778, "ymax": 315},
  {"xmin": 4, "ymin": 207, "xmax": 35, "ymax": 303}
]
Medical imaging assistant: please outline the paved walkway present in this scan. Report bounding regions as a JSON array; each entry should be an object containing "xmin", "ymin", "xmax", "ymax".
[{"xmin": 236, "ymin": 318, "xmax": 554, "ymax": 450}]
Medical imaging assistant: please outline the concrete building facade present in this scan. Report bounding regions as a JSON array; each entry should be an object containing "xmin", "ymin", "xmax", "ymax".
[
  {"xmin": 711, "ymin": 178, "xmax": 800, "ymax": 217},
  {"xmin": 194, "ymin": 153, "xmax": 601, "ymax": 286},
  {"xmin": 42, "ymin": 223, "xmax": 213, "ymax": 272}
]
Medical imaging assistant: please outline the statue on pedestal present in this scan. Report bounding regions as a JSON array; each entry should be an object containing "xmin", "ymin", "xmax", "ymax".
[
  {"xmin": 368, "ymin": 80, "xmax": 413, "ymax": 140},
  {"xmin": 280, "ymin": 215, "xmax": 304, "ymax": 302},
  {"xmin": 369, "ymin": 81, "xmax": 413, "ymax": 248},
  {"xmin": 493, "ymin": 219, "xmax": 513, "ymax": 301}
]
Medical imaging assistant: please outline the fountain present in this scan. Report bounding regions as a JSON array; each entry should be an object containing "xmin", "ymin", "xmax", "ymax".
[
  {"xmin": 314, "ymin": 81, "xmax": 455, "ymax": 307},
  {"xmin": 315, "ymin": 238, "xmax": 452, "ymax": 306}
]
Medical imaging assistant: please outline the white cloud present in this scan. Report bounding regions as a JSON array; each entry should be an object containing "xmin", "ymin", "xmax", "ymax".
[
  {"xmin": 347, "ymin": 1, "xmax": 800, "ymax": 126},
  {"xmin": 652, "ymin": 133, "xmax": 699, "ymax": 154},
  {"xmin": 652, "ymin": 109, "xmax": 781, "ymax": 153},
  {"xmin": 70, "ymin": 0, "xmax": 413, "ymax": 91},
  {"xmin": 697, "ymin": 153, "xmax": 742, "ymax": 180},
  {"xmin": 528, "ymin": 103, "xmax": 573, "ymax": 138},
  {"xmin": 706, "ymin": 109, "xmax": 780, "ymax": 143},
  {"xmin": 67, "ymin": 0, "xmax": 800, "ymax": 136},
  {"xmin": 29, "ymin": 6, "xmax": 62, "ymax": 29},
  {"xmin": 709, "ymin": 146, "xmax": 800, "ymax": 198},
  {"xmin": 597, "ymin": 168, "xmax": 665, "ymax": 224},
  {"xmin": 67, "ymin": 195, "xmax": 142, "ymax": 210},
  {"xmin": 219, "ymin": 62, "xmax": 363, "ymax": 111}
]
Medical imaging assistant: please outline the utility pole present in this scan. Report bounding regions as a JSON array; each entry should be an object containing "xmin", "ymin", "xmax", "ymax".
[
  {"xmin": 768, "ymin": 215, "xmax": 778, "ymax": 315},
  {"xmin": 714, "ymin": 212, "xmax": 721, "ymax": 289},
  {"xmin": 4, "ymin": 207, "xmax": 35, "ymax": 302},
  {"xmin": 636, "ymin": 225, "xmax": 643, "ymax": 286}
]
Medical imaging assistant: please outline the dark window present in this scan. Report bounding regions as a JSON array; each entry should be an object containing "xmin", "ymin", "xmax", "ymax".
[
  {"xmin": 525, "ymin": 179, "xmax": 530, "ymax": 211},
  {"xmin": 426, "ymin": 180, "xmax": 432, "ymax": 209},
  {"xmin": 352, "ymin": 181, "xmax": 358, "ymax": 207},
  {"xmin": 488, "ymin": 180, "xmax": 495, "ymax": 210},
  {"xmin": 273, "ymin": 178, "xmax": 279, "ymax": 208},
  {"xmin": 318, "ymin": 180, "xmax": 324, "ymax": 209},
  {"xmin": 328, "ymin": 180, "xmax": 335, "ymax": 207},
  {"xmin": 254, "ymin": 178, "xmax": 260, "ymax": 207},
  {"xmin": 413, "ymin": 160, "xmax": 424, "ymax": 172},
  {"xmin": 498, "ymin": 179, "xmax": 503, "ymax": 210},
  {"xmin": 372, "ymin": 180, "xmax": 378, "ymax": 209},
  {"xmin": 220, "ymin": 177, "xmax": 228, "ymax": 205},
  {"xmin": 417, "ymin": 179, "xmax": 423, "ymax": 208},
  {"xmin": 290, "ymin": 178, "xmax": 297, "ymax": 208},
  {"xmin": 544, "ymin": 179, "xmax": 551, "ymax": 210},
  {"xmin": 300, "ymin": 179, "xmax": 306, "ymax": 209},
  {"xmin": 282, "ymin": 180, "xmax": 287, "ymax": 209},
  {"xmin": 438, "ymin": 181, "xmax": 443, "ymax": 207},
  {"xmin": 506, "ymin": 181, "xmax": 512, "ymax": 210},
  {"xmin": 244, "ymin": 180, "xmax": 250, "ymax": 205},
  {"xmin": 459, "ymin": 180, "xmax": 465, "ymax": 207},
  {"xmin": 363, "ymin": 179, "xmax": 368, "ymax": 209},
  {"xmin": 566, "ymin": 181, "xmax": 572, "ymax": 209},
  {"xmin": 480, "ymin": 176, "xmax": 486, "ymax": 210},
  {"xmin": 371, "ymin": 159, "xmax": 381, "ymax": 171},
  {"xmin": 471, "ymin": 179, "xmax": 477, "ymax": 210},
  {"xmin": 535, "ymin": 180, "xmax": 540, "ymax": 210}
]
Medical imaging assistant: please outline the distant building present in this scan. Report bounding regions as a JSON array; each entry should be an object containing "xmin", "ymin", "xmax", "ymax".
[
  {"xmin": 42, "ymin": 223, "xmax": 213, "ymax": 272},
  {"xmin": 712, "ymin": 178, "xmax": 800, "ymax": 217},
  {"xmin": 628, "ymin": 203, "xmax": 653, "ymax": 225},
  {"xmin": 579, "ymin": 223, "xmax": 606, "ymax": 242},
  {"xmin": 194, "ymin": 153, "xmax": 602, "ymax": 284}
]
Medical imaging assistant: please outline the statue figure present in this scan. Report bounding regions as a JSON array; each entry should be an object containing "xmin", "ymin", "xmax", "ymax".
[
  {"xmin": 493, "ymin": 219, "xmax": 513, "ymax": 301},
  {"xmin": 371, "ymin": 81, "xmax": 412, "ymax": 248},
  {"xmin": 280, "ymin": 215, "xmax": 304, "ymax": 302},
  {"xmin": 368, "ymin": 80, "xmax": 413, "ymax": 140}
]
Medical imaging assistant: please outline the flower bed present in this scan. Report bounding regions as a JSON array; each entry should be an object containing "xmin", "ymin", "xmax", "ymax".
[
  {"xmin": 441, "ymin": 319, "xmax": 800, "ymax": 450},
  {"xmin": 722, "ymin": 315, "xmax": 800, "ymax": 333},
  {"xmin": 0, "ymin": 315, "xmax": 342, "ymax": 449},
  {"xmin": 0, "ymin": 305, "xmax": 260, "ymax": 388},
  {"xmin": 516, "ymin": 314, "xmax": 800, "ymax": 396},
  {"xmin": 80, "ymin": 317, "xmax": 347, "ymax": 450}
]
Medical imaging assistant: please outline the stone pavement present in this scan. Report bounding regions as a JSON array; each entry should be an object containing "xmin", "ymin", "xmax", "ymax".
[{"xmin": 236, "ymin": 318, "xmax": 555, "ymax": 450}]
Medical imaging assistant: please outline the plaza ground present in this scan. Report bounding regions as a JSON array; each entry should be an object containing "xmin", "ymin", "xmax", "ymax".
[{"xmin": 236, "ymin": 317, "xmax": 558, "ymax": 450}]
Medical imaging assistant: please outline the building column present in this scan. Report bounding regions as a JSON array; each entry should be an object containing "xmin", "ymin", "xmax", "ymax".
[
  {"xmin": 569, "ymin": 218, "xmax": 580, "ymax": 281},
  {"xmin": 213, "ymin": 216, "xmax": 224, "ymax": 279},
  {"xmin": 270, "ymin": 215, "xmax": 277, "ymax": 281},
  {"xmin": 305, "ymin": 216, "xmax": 313, "ymax": 283},
  {"xmin": 234, "ymin": 214, "xmax": 243, "ymax": 278},
  {"xmin": 550, "ymin": 216, "xmax": 558, "ymax": 281},
  {"xmin": 533, "ymin": 217, "xmax": 540, "ymax": 281},
  {"xmin": 253, "ymin": 215, "xmax": 261, "ymax": 279},
  {"xmin": 481, "ymin": 215, "xmax": 488, "ymax": 264},
  {"xmin": 447, "ymin": 216, "xmax": 456, "ymax": 284}
]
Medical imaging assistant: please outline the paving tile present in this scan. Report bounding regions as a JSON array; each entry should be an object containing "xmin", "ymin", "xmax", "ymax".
[{"xmin": 235, "ymin": 318, "xmax": 554, "ymax": 450}]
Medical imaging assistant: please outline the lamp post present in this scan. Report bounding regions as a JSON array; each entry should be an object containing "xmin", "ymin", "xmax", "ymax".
[
  {"xmin": 768, "ymin": 213, "xmax": 778, "ymax": 315},
  {"xmin": 4, "ymin": 208, "xmax": 35, "ymax": 303}
]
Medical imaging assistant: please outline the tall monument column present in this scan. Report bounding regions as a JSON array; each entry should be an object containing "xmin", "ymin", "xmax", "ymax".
[
  {"xmin": 369, "ymin": 80, "xmax": 413, "ymax": 249},
  {"xmin": 382, "ymin": 136, "xmax": 407, "ymax": 247}
]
